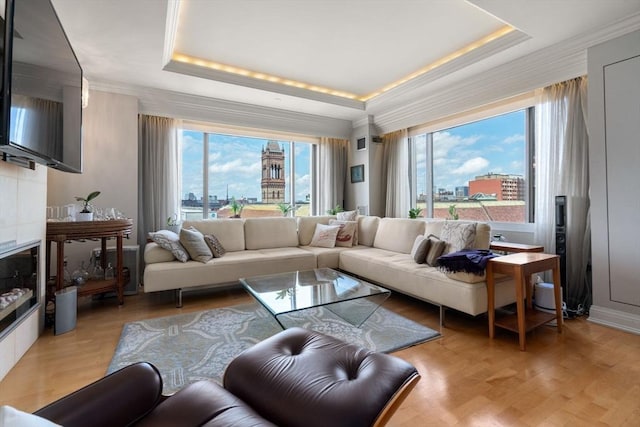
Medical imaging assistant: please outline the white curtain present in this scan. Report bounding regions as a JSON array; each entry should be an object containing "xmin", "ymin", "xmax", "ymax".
[
  {"xmin": 535, "ymin": 76, "xmax": 590, "ymax": 310},
  {"xmin": 382, "ymin": 129, "xmax": 410, "ymax": 218},
  {"xmin": 138, "ymin": 114, "xmax": 181, "ymax": 244},
  {"xmin": 316, "ymin": 137, "xmax": 348, "ymax": 215}
]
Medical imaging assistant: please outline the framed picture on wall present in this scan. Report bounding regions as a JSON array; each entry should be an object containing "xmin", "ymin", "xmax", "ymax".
[
  {"xmin": 350, "ymin": 164, "xmax": 364, "ymax": 183},
  {"xmin": 357, "ymin": 137, "xmax": 366, "ymax": 151}
]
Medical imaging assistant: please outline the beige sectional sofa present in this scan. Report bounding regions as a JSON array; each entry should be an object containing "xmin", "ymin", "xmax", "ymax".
[{"xmin": 143, "ymin": 216, "xmax": 516, "ymax": 320}]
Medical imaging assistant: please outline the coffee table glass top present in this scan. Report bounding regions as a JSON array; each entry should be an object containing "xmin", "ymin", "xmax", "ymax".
[{"xmin": 240, "ymin": 268, "xmax": 390, "ymax": 327}]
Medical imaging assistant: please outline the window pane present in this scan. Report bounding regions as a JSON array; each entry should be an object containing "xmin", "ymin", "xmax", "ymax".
[
  {"xmin": 294, "ymin": 143, "xmax": 312, "ymax": 216},
  {"xmin": 432, "ymin": 110, "xmax": 527, "ymax": 222},
  {"xmin": 181, "ymin": 130, "xmax": 204, "ymax": 220},
  {"xmin": 414, "ymin": 134, "xmax": 427, "ymax": 218}
]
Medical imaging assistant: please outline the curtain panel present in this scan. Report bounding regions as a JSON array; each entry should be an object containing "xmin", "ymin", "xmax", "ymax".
[
  {"xmin": 382, "ymin": 129, "xmax": 410, "ymax": 218},
  {"xmin": 138, "ymin": 114, "xmax": 181, "ymax": 246},
  {"xmin": 535, "ymin": 76, "xmax": 591, "ymax": 310},
  {"xmin": 316, "ymin": 137, "xmax": 348, "ymax": 215}
]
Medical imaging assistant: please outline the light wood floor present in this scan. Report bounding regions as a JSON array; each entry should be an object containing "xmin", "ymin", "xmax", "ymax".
[{"xmin": 1, "ymin": 288, "xmax": 639, "ymax": 426}]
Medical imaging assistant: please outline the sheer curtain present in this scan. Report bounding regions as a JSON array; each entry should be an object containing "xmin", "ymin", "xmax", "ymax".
[
  {"xmin": 382, "ymin": 129, "xmax": 410, "ymax": 218},
  {"xmin": 535, "ymin": 76, "xmax": 590, "ymax": 310},
  {"xmin": 138, "ymin": 114, "xmax": 181, "ymax": 245},
  {"xmin": 316, "ymin": 137, "xmax": 348, "ymax": 215}
]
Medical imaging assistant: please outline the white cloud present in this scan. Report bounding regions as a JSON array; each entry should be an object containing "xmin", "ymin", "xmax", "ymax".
[
  {"xmin": 503, "ymin": 134, "xmax": 524, "ymax": 144},
  {"xmin": 451, "ymin": 157, "xmax": 490, "ymax": 175}
]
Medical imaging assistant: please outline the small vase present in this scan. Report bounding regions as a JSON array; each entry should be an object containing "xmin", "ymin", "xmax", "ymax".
[{"xmin": 76, "ymin": 212, "xmax": 93, "ymax": 221}]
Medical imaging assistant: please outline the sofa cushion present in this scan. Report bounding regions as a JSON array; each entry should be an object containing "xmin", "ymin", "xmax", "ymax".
[
  {"xmin": 203, "ymin": 234, "xmax": 226, "ymax": 258},
  {"xmin": 410, "ymin": 235, "xmax": 430, "ymax": 264},
  {"xmin": 183, "ymin": 219, "xmax": 246, "ymax": 252},
  {"xmin": 373, "ymin": 218, "xmax": 426, "ymax": 254},
  {"xmin": 425, "ymin": 235, "xmax": 446, "ymax": 266},
  {"xmin": 144, "ymin": 243, "xmax": 177, "ymax": 264},
  {"xmin": 180, "ymin": 227, "xmax": 213, "ymax": 263},
  {"xmin": 357, "ymin": 216, "xmax": 380, "ymax": 247},
  {"xmin": 336, "ymin": 210, "xmax": 357, "ymax": 221},
  {"xmin": 329, "ymin": 219, "xmax": 357, "ymax": 247},
  {"xmin": 309, "ymin": 224, "xmax": 341, "ymax": 248},
  {"xmin": 297, "ymin": 216, "xmax": 335, "ymax": 246},
  {"xmin": 148, "ymin": 230, "xmax": 189, "ymax": 263},
  {"xmin": 244, "ymin": 217, "xmax": 299, "ymax": 250},
  {"xmin": 424, "ymin": 220, "xmax": 491, "ymax": 250},
  {"xmin": 440, "ymin": 222, "xmax": 477, "ymax": 254}
]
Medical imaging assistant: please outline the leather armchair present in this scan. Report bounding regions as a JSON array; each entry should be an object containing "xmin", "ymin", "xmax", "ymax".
[{"xmin": 35, "ymin": 327, "xmax": 420, "ymax": 427}]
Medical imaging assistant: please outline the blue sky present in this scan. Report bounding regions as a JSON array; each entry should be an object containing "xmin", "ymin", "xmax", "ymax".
[
  {"xmin": 182, "ymin": 109, "xmax": 525, "ymax": 202},
  {"xmin": 181, "ymin": 131, "xmax": 311, "ymax": 202},
  {"xmin": 416, "ymin": 109, "xmax": 526, "ymax": 195}
]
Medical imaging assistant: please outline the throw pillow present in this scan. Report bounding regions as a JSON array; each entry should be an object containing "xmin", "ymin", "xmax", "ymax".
[
  {"xmin": 309, "ymin": 224, "xmax": 341, "ymax": 248},
  {"xmin": 204, "ymin": 234, "xmax": 226, "ymax": 258},
  {"xmin": 179, "ymin": 227, "xmax": 213, "ymax": 263},
  {"xmin": 0, "ymin": 405, "xmax": 62, "ymax": 427},
  {"xmin": 336, "ymin": 210, "xmax": 357, "ymax": 221},
  {"xmin": 440, "ymin": 222, "xmax": 477, "ymax": 254},
  {"xmin": 148, "ymin": 230, "xmax": 190, "ymax": 263},
  {"xmin": 425, "ymin": 234, "xmax": 447, "ymax": 266},
  {"xmin": 328, "ymin": 219, "xmax": 357, "ymax": 247},
  {"xmin": 410, "ymin": 235, "xmax": 431, "ymax": 264}
]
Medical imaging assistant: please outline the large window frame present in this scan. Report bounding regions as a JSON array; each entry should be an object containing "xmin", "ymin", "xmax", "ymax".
[
  {"xmin": 409, "ymin": 96, "xmax": 536, "ymax": 225},
  {"xmin": 180, "ymin": 123, "xmax": 318, "ymax": 220}
]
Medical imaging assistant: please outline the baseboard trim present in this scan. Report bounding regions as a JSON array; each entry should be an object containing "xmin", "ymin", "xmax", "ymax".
[{"xmin": 588, "ymin": 305, "xmax": 640, "ymax": 335}]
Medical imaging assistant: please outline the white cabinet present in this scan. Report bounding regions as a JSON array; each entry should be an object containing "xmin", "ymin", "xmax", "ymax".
[{"xmin": 588, "ymin": 30, "xmax": 640, "ymax": 332}]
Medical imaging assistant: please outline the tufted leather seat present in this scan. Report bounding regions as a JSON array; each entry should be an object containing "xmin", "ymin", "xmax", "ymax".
[{"xmin": 36, "ymin": 327, "xmax": 420, "ymax": 427}]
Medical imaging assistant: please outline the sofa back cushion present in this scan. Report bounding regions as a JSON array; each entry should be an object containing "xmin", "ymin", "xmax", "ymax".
[
  {"xmin": 183, "ymin": 219, "xmax": 246, "ymax": 252},
  {"xmin": 357, "ymin": 216, "xmax": 380, "ymax": 247},
  {"xmin": 244, "ymin": 217, "xmax": 299, "ymax": 250},
  {"xmin": 297, "ymin": 216, "xmax": 335, "ymax": 246},
  {"xmin": 373, "ymin": 218, "xmax": 426, "ymax": 254},
  {"xmin": 423, "ymin": 220, "xmax": 491, "ymax": 250}
]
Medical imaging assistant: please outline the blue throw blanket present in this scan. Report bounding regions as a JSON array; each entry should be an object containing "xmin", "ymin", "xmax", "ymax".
[{"xmin": 437, "ymin": 249, "xmax": 498, "ymax": 275}]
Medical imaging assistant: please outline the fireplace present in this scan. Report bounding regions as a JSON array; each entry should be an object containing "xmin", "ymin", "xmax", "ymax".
[{"xmin": 0, "ymin": 240, "xmax": 40, "ymax": 339}]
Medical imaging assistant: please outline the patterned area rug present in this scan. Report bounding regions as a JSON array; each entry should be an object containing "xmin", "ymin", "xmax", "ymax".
[{"xmin": 108, "ymin": 302, "xmax": 439, "ymax": 394}]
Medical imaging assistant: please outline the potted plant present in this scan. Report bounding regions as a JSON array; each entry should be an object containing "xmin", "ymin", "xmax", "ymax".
[
  {"xmin": 448, "ymin": 204, "xmax": 459, "ymax": 220},
  {"xmin": 408, "ymin": 207, "xmax": 423, "ymax": 219},
  {"xmin": 229, "ymin": 197, "xmax": 243, "ymax": 218},
  {"xmin": 326, "ymin": 204, "xmax": 343, "ymax": 215},
  {"xmin": 166, "ymin": 213, "xmax": 181, "ymax": 233},
  {"xmin": 277, "ymin": 203, "xmax": 293, "ymax": 217},
  {"xmin": 74, "ymin": 191, "xmax": 100, "ymax": 221}
]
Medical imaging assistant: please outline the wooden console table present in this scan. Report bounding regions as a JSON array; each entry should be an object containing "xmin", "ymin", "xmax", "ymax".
[
  {"xmin": 46, "ymin": 219, "xmax": 133, "ymax": 305},
  {"xmin": 486, "ymin": 252, "xmax": 562, "ymax": 351}
]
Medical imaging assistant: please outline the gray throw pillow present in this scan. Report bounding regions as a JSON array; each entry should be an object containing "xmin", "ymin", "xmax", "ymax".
[
  {"xmin": 180, "ymin": 227, "xmax": 213, "ymax": 263},
  {"xmin": 148, "ymin": 229, "xmax": 190, "ymax": 263},
  {"xmin": 440, "ymin": 222, "xmax": 477, "ymax": 254},
  {"xmin": 204, "ymin": 234, "xmax": 226, "ymax": 258},
  {"xmin": 410, "ymin": 235, "xmax": 430, "ymax": 264},
  {"xmin": 425, "ymin": 234, "xmax": 446, "ymax": 266}
]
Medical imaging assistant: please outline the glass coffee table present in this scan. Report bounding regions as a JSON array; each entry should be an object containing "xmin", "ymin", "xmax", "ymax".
[{"xmin": 240, "ymin": 268, "xmax": 391, "ymax": 329}]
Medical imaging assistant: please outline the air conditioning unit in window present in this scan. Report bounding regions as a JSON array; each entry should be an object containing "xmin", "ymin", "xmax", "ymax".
[{"xmin": 90, "ymin": 245, "xmax": 139, "ymax": 295}]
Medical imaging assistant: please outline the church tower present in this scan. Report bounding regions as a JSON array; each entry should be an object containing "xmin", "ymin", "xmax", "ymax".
[{"xmin": 261, "ymin": 141, "xmax": 285, "ymax": 203}]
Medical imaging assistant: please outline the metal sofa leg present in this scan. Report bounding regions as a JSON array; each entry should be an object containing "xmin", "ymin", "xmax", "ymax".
[{"xmin": 175, "ymin": 288, "xmax": 183, "ymax": 308}]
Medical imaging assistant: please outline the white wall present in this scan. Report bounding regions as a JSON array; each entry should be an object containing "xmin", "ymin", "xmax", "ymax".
[
  {"xmin": 0, "ymin": 162, "xmax": 47, "ymax": 381},
  {"xmin": 47, "ymin": 90, "xmax": 139, "ymax": 273}
]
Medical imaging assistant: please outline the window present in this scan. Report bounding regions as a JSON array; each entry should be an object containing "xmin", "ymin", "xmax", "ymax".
[
  {"xmin": 181, "ymin": 129, "xmax": 315, "ymax": 220},
  {"xmin": 411, "ymin": 108, "xmax": 534, "ymax": 223}
]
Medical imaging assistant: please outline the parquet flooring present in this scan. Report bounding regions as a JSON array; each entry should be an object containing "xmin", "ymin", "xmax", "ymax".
[{"xmin": 1, "ymin": 288, "xmax": 639, "ymax": 426}]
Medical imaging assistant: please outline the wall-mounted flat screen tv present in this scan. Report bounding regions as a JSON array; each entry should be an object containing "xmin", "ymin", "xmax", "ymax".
[{"xmin": 0, "ymin": 0, "xmax": 83, "ymax": 173}]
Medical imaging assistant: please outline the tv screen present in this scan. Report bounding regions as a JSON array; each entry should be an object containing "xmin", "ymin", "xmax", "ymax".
[{"xmin": 0, "ymin": 0, "xmax": 83, "ymax": 173}]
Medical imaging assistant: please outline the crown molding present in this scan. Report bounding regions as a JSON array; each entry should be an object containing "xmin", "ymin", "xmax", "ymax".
[
  {"xmin": 163, "ymin": 60, "xmax": 366, "ymax": 111},
  {"xmin": 371, "ymin": 12, "xmax": 640, "ymax": 134},
  {"xmin": 162, "ymin": 0, "xmax": 181, "ymax": 67},
  {"xmin": 88, "ymin": 80, "xmax": 353, "ymax": 139}
]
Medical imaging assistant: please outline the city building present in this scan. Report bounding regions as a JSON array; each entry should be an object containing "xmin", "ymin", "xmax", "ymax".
[
  {"xmin": 469, "ymin": 173, "xmax": 525, "ymax": 201},
  {"xmin": 261, "ymin": 141, "xmax": 285, "ymax": 204}
]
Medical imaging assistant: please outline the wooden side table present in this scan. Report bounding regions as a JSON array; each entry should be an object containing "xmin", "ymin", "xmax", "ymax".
[
  {"xmin": 46, "ymin": 219, "xmax": 133, "ymax": 305},
  {"xmin": 489, "ymin": 242, "xmax": 544, "ymax": 253},
  {"xmin": 486, "ymin": 252, "xmax": 562, "ymax": 351}
]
